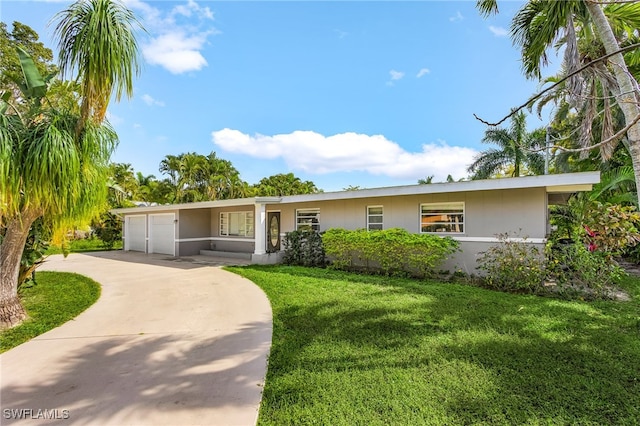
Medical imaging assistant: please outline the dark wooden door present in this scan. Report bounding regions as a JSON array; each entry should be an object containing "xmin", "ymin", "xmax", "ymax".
[{"xmin": 267, "ymin": 212, "xmax": 281, "ymax": 252}]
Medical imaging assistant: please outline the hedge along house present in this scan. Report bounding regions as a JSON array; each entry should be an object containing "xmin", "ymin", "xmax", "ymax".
[{"xmin": 112, "ymin": 171, "xmax": 600, "ymax": 273}]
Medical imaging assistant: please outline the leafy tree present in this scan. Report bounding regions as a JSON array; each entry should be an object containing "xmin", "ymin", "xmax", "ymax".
[
  {"xmin": 0, "ymin": 21, "xmax": 58, "ymax": 104},
  {"xmin": 476, "ymin": 0, "xmax": 640, "ymax": 202},
  {"xmin": 253, "ymin": 173, "xmax": 320, "ymax": 196},
  {"xmin": 418, "ymin": 176, "xmax": 434, "ymax": 184},
  {"xmin": 0, "ymin": 0, "xmax": 142, "ymax": 329},
  {"xmin": 467, "ymin": 111, "xmax": 545, "ymax": 179}
]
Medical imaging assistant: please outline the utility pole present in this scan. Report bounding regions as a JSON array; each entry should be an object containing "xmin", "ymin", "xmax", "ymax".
[{"xmin": 544, "ymin": 126, "xmax": 551, "ymax": 175}]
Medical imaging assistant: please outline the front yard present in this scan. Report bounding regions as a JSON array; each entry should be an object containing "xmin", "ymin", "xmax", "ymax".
[{"xmin": 228, "ymin": 265, "xmax": 640, "ymax": 425}]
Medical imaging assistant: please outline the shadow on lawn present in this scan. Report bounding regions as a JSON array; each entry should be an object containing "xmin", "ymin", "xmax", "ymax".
[{"xmin": 241, "ymin": 265, "xmax": 640, "ymax": 424}]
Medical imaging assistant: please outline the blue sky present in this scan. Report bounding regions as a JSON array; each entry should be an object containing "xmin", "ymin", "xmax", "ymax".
[{"xmin": 2, "ymin": 0, "xmax": 559, "ymax": 191}]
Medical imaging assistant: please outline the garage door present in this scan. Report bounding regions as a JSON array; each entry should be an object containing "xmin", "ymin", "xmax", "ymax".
[
  {"xmin": 149, "ymin": 213, "xmax": 175, "ymax": 256},
  {"xmin": 126, "ymin": 215, "xmax": 146, "ymax": 252}
]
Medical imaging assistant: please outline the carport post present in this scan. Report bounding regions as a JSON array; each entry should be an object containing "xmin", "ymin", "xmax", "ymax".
[{"xmin": 254, "ymin": 203, "xmax": 267, "ymax": 255}]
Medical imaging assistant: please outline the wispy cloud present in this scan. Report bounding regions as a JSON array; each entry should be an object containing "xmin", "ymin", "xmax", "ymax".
[
  {"xmin": 449, "ymin": 11, "xmax": 464, "ymax": 22},
  {"xmin": 386, "ymin": 69, "xmax": 405, "ymax": 86},
  {"xmin": 334, "ymin": 29, "xmax": 348, "ymax": 39},
  {"xmin": 106, "ymin": 111, "xmax": 123, "ymax": 126},
  {"xmin": 125, "ymin": 0, "xmax": 218, "ymax": 74},
  {"xmin": 211, "ymin": 129, "xmax": 477, "ymax": 181},
  {"xmin": 141, "ymin": 94, "xmax": 165, "ymax": 107},
  {"xmin": 390, "ymin": 70, "xmax": 405, "ymax": 80},
  {"xmin": 171, "ymin": 0, "xmax": 214, "ymax": 20},
  {"xmin": 416, "ymin": 68, "xmax": 430, "ymax": 78},
  {"xmin": 489, "ymin": 26, "xmax": 509, "ymax": 37}
]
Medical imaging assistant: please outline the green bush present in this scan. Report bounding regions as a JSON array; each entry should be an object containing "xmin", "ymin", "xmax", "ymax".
[
  {"xmin": 477, "ymin": 234, "xmax": 546, "ymax": 293},
  {"xmin": 322, "ymin": 228, "xmax": 458, "ymax": 278},
  {"xmin": 92, "ymin": 212, "xmax": 122, "ymax": 250},
  {"xmin": 547, "ymin": 241, "xmax": 627, "ymax": 299},
  {"xmin": 283, "ymin": 230, "xmax": 325, "ymax": 267}
]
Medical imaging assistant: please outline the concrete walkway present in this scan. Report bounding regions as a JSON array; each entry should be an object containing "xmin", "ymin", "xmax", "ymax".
[{"xmin": 0, "ymin": 251, "xmax": 272, "ymax": 425}]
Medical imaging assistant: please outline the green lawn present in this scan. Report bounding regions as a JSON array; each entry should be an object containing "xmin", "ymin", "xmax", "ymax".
[
  {"xmin": 228, "ymin": 265, "xmax": 640, "ymax": 425},
  {"xmin": 0, "ymin": 272, "xmax": 101, "ymax": 353},
  {"xmin": 46, "ymin": 237, "xmax": 122, "ymax": 255}
]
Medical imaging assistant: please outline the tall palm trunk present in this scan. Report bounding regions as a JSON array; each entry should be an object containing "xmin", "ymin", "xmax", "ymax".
[
  {"xmin": 0, "ymin": 207, "xmax": 41, "ymax": 329},
  {"xmin": 585, "ymin": 2, "xmax": 640, "ymax": 201}
]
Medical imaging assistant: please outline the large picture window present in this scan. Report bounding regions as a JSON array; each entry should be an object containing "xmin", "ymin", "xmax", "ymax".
[
  {"xmin": 367, "ymin": 206, "xmax": 383, "ymax": 231},
  {"xmin": 296, "ymin": 208, "xmax": 320, "ymax": 231},
  {"xmin": 220, "ymin": 211, "xmax": 254, "ymax": 237},
  {"xmin": 420, "ymin": 202, "xmax": 464, "ymax": 233}
]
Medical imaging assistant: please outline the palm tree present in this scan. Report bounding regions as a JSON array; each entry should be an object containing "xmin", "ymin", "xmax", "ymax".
[
  {"xmin": 134, "ymin": 172, "xmax": 160, "ymax": 205},
  {"xmin": 476, "ymin": 0, "xmax": 640, "ymax": 201},
  {"xmin": 0, "ymin": 0, "xmax": 142, "ymax": 329},
  {"xmin": 468, "ymin": 111, "xmax": 545, "ymax": 179},
  {"xmin": 53, "ymin": 0, "xmax": 142, "ymax": 126}
]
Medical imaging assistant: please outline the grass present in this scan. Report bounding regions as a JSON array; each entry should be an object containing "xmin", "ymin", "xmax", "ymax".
[
  {"xmin": 227, "ymin": 265, "xmax": 640, "ymax": 425},
  {"xmin": 0, "ymin": 272, "xmax": 101, "ymax": 353},
  {"xmin": 46, "ymin": 237, "xmax": 122, "ymax": 255}
]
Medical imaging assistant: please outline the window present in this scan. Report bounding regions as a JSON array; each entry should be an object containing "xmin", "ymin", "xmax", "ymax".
[
  {"xmin": 220, "ymin": 211, "xmax": 254, "ymax": 237},
  {"xmin": 296, "ymin": 208, "xmax": 320, "ymax": 231},
  {"xmin": 420, "ymin": 202, "xmax": 464, "ymax": 233},
  {"xmin": 367, "ymin": 206, "xmax": 383, "ymax": 231}
]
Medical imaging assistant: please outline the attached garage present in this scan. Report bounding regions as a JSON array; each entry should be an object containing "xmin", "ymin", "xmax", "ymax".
[
  {"xmin": 149, "ymin": 213, "xmax": 176, "ymax": 256},
  {"xmin": 125, "ymin": 215, "xmax": 146, "ymax": 252}
]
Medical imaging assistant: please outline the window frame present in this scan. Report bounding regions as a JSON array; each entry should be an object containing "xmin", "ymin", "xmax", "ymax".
[
  {"xmin": 296, "ymin": 208, "xmax": 320, "ymax": 232},
  {"xmin": 367, "ymin": 205, "xmax": 384, "ymax": 231},
  {"xmin": 219, "ymin": 211, "xmax": 254, "ymax": 237},
  {"xmin": 419, "ymin": 202, "xmax": 465, "ymax": 234}
]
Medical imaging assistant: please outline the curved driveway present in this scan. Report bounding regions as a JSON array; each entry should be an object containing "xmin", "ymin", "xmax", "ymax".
[{"xmin": 0, "ymin": 252, "xmax": 272, "ymax": 425}]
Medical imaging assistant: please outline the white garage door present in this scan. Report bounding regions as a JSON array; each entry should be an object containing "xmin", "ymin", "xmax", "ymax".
[
  {"xmin": 149, "ymin": 213, "xmax": 175, "ymax": 256},
  {"xmin": 126, "ymin": 215, "xmax": 146, "ymax": 252}
]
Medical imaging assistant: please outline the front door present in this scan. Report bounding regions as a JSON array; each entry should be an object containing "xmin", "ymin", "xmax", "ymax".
[{"xmin": 267, "ymin": 212, "xmax": 281, "ymax": 253}]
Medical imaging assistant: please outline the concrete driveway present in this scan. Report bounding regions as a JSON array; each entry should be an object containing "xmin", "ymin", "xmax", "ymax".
[{"xmin": 0, "ymin": 251, "xmax": 272, "ymax": 425}]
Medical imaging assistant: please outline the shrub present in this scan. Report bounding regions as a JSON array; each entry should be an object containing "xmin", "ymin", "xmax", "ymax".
[
  {"xmin": 283, "ymin": 230, "xmax": 325, "ymax": 267},
  {"xmin": 92, "ymin": 212, "xmax": 122, "ymax": 250},
  {"xmin": 582, "ymin": 203, "xmax": 640, "ymax": 256},
  {"xmin": 322, "ymin": 228, "xmax": 458, "ymax": 278},
  {"xmin": 476, "ymin": 233, "xmax": 546, "ymax": 293},
  {"xmin": 546, "ymin": 241, "xmax": 626, "ymax": 299}
]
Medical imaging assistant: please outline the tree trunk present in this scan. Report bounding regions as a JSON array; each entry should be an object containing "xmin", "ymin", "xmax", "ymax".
[
  {"xmin": 0, "ymin": 207, "xmax": 42, "ymax": 329},
  {"xmin": 585, "ymin": 1, "xmax": 640, "ymax": 202}
]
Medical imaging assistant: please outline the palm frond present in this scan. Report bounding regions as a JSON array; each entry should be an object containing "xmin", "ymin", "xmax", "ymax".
[{"xmin": 53, "ymin": 0, "xmax": 143, "ymax": 123}]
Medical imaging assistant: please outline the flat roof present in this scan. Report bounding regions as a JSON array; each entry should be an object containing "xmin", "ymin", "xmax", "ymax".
[{"xmin": 112, "ymin": 171, "xmax": 600, "ymax": 214}]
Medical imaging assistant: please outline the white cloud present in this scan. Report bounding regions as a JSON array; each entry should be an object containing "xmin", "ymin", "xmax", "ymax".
[
  {"xmin": 211, "ymin": 129, "xmax": 477, "ymax": 181},
  {"xmin": 449, "ymin": 11, "xmax": 464, "ymax": 22},
  {"xmin": 125, "ymin": 0, "xmax": 217, "ymax": 74},
  {"xmin": 143, "ymin": 32, "xmax": 209, "ymax": 74},
  {"xmin": 416, "ymin": 68, "xmax": 430, "ymax": 78},
  {"xmin": 489, "ymin": 26, "xmax": 509, "ymax": 37},
  {"xmin": 141, "ymin": 94, "xmax": 165, "ymax": 107}
]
